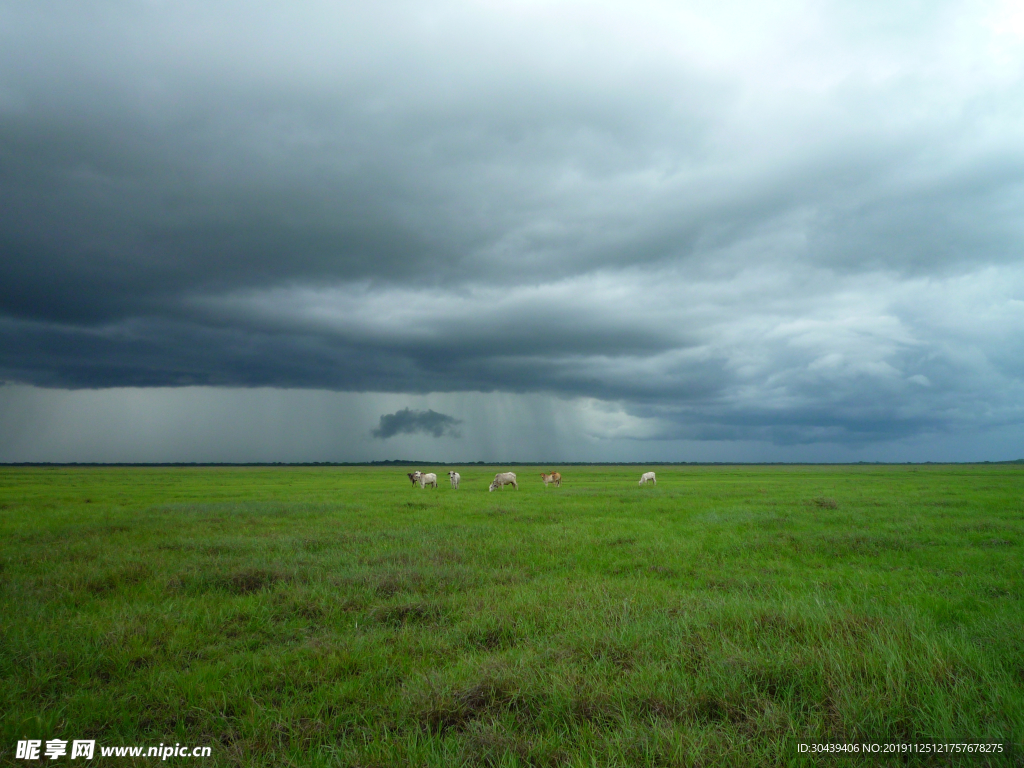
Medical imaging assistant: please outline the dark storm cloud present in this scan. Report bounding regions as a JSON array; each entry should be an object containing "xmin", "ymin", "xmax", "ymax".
[
  {"xmin": 1, "ymin": 0, "xmax": 1023, "ymax": 449},
  {"xmin": 372, "ymin": 408, "xmax": 462, "ymax": 439}
]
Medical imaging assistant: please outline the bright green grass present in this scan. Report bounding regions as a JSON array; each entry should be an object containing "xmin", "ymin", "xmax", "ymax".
[{"xmin": 1, "ymin": 465, "xmax": 1022, "ymax": 767}]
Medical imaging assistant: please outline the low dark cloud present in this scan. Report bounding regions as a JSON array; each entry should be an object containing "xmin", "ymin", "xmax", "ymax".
[
  {"xmin": 1, "ymin": 1, "xmax": 1022, "ymax": 455},
  {"xmin": 372, "ymin": 408, "xmax": 462, "ymax": 440}
]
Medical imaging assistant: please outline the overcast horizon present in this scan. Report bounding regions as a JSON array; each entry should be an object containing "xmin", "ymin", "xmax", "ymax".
[{"xmin": 2, "ymin": 1, "xmax": 1023, "ymax": 463}]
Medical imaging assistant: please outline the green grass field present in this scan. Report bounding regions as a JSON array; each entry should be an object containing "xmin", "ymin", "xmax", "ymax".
[{"xmin": 1, "ymin": 465, "xmax": 1022, "ymax": 766}]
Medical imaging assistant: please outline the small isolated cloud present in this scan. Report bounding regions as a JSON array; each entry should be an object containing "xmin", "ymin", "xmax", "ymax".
[{"xmin": 371, "ymin": 408, "xmax": 462, "ymax": 439}]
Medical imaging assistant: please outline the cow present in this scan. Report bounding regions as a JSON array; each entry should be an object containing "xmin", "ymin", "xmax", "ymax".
[
  {"xmin": 540, "ymin": 472, "xmax": 561, "ymax": 488},
  {"xmin": 639, "ymin": 471, "xmax": 656, "ymax": 486},
  {"xmin": 448, "ymin": 470, "xmax": 460, "ymax": 489},
  {"xmin": 488, "ymin": 472, "xmax": 518, "ymax": 491},
  {"xmin": 407, "ymin": 471, "xmax": 422, "ymax": 487},
  {"xmin": 419, "ymin": 472, "xmax": 438, "ymax": 489}
]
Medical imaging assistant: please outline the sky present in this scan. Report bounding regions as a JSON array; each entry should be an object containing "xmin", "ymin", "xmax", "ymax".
[{"xmin": 1, "ymin": 0, "xmax": 1023, "ymax": 463}]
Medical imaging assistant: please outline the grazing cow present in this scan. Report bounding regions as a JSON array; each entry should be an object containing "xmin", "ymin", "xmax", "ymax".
[
  {"xmin": 407, "ymin": 471, "xmax": 422, "ymax": 487},
  {"xmin": 419, "ymin": 472, "xmax": 438, "ymax": 489},
  {"xmin": 488, "ymin": 472, "xmax": 518, "ymax": 491},
  {"xmin": 639, "ymin": 471, "xmax": 656, "ymax": 486},
  {"xmin": 540, "ymin": 472, "xmax": 562, "ymax": 488},
  {"xmin": 448, "ymin": 470, "xmax": 461, "ymax": 489}
]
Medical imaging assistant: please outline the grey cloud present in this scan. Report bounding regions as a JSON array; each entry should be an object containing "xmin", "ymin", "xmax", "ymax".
[
  {"xmin": 372, "ymin": 408, "xmax": 462, "ymax": 439},
  {"xmin": 1, "ymin": 1, "xmax": 1023, "ymax": 453}
]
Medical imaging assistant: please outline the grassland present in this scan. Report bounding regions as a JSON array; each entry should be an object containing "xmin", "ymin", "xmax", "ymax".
[{"xmin": 1, "ymin": 464, "xmax": 1022, "ymax": 766}]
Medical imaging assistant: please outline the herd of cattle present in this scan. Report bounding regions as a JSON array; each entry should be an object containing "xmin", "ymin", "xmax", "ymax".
[{"xmin": 406, "ymin": 470, "xmax": 657, "ymax": 490}]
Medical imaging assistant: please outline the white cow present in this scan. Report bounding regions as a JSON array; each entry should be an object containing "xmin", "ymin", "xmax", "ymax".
[
  {"xmin": 488, "ymin": 472, "xmax": 518, "ymax": 491},
  {"xmin": 448, "ymin": 470, "xmax": 460, "ymax": 489},
  {"xmin": 639, "ymin": 471, "xmax": 657, "ymax": 486},
  {"xmin": 540, "ymin": 472, "xmax": 562, "ymax": 488},
  {"xmin": 419, "ymin": 472, "xmax": 438, "ymax": 489}
]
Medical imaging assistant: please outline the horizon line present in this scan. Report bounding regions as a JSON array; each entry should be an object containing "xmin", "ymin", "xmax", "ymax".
[{"xmin": 2, "ymin": 460, "xmax": 1022, "ymax": 468}]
